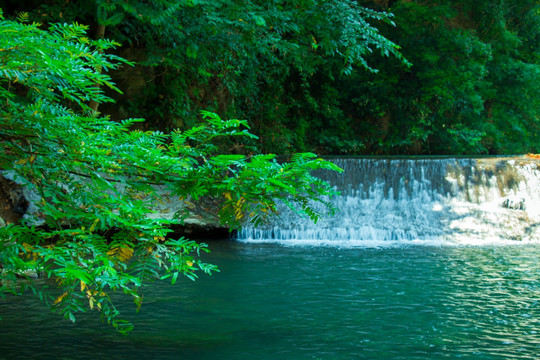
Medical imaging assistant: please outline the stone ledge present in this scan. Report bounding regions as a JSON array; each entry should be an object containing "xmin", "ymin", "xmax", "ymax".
[{"xmin": 0, "ymin": 171, "xmax": 231, "ymax": 240}]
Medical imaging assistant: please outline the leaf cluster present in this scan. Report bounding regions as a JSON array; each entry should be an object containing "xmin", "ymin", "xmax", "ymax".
[
  {"xmin": 5, "ymin": 0, "xmax": 534, "ymax": 155},
  {"xmin": 4, "ymin": 0, "xmax": 408, "ymax": 153},
  {"xmin": 334, "ymin": 0, "xmax": 539, "ymax": 155},
  {"xmin": 0, "ymin": 13, "xmax": 341, "ymax": 332}
]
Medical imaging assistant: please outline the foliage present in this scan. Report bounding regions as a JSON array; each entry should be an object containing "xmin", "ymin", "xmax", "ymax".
[
  {"xmin": 471, "ymin": 0, "xmax": 540, "ymax": 153},
  {"xmin": 0, "ymin": 13, "xmax": 341, "ymax": 332},
  {"xmin": 360, "ymin": 1, "xmax": 492, "ymax": 153},
  {"xmin": 343, "ymin": 0, "xmax": 539, "ymax": 154},
  {"xmin": 1, "ymin": 0, "xmax": 409, "ymax": 153},
  {"xmin": 2, "ymin": 0, "xmax": 537, "ymax": 155}
]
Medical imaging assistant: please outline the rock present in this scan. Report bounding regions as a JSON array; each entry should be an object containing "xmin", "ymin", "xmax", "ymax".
[
  {"xmin": 173, "ymin": 216, "xmax": 232, "ymax": 239},
  {"xmin": 502, "ymin": 198, "xmax": 526, "ymax": 211},
  {"xmin": 0, "ymin": 171, "xmax": 43, "ymax": 227},
  {"xmin": 0, "ymin": 172, "xmax": 229, "ymax": 239},
  {"xmin": 0, "ymin": 173, "xmax": 29, "ymax": 225},
  {"xmin": 18, "ymin": 269, "xmax": 40, "ymax": 279}
]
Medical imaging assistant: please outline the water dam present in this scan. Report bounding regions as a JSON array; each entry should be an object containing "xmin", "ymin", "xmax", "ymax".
[{"xmin": 238, "ymin": 156, "xmax": 540, "ymax": 247}]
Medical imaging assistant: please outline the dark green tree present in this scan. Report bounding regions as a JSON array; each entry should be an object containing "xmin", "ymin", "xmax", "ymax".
[
  {"xmin": 471, "ymin": 0, "xmax": 540, "ymax": 153},
  {"xmin": 2, "ymin": 0, "xmax": 408, "ymax": 153},
  {"xmin": 3, "ymin": 0, "xmax": 535, "ymax": 156},
  {"xmin": 346, "ymin": 0, "xmax": 539, "ymax": 154}
]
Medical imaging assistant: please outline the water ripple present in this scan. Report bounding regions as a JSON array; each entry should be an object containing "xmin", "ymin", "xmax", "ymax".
[{"xmin": 1, "ymin": 243, "xmax": 540, "ymax": 359}]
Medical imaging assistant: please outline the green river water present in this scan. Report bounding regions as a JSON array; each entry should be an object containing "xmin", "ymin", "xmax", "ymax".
[{"xmin": 1, "ymin": 240, "xmax": 540, "ymax": 359}]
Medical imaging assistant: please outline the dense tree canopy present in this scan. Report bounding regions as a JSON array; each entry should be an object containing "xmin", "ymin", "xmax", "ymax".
[
  {"xmin": 1, "ymin": 0, "xmax": 408, "ymax": 152},
  {"xmin": 3, "ymin": 0, "xmax": 537, "ymax": 155},
  {"xmin": 352, "ymin": 0, "xmax": 539, "ymax": 154}
]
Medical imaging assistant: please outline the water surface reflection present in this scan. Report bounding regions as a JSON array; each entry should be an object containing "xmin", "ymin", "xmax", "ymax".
[{"xmin": 1, "ymin": 242, "xmax": 539, "ymax": 359}]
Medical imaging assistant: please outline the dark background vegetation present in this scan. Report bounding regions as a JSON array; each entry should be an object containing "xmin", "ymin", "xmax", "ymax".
[{"xmin": 4, "ymin": 0, "xmax": 539, "ymax": 155}]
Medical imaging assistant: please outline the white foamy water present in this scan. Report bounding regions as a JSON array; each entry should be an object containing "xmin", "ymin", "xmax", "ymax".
[{"xmin": 237, "ymin": 157, "xmax": 540, "ymax": 247}]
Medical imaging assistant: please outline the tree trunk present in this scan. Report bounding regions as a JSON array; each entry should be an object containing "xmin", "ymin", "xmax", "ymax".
[{"xmin": 88, "ymin": 23, "xmax": 107, "ymax": 113}]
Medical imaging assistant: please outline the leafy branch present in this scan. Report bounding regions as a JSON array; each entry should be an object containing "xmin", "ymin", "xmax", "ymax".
[{"xmin": 0, "ymin": 12, "xmax": 341, "ymax": 332}]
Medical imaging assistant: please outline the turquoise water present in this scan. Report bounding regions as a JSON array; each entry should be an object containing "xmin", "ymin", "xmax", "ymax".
[{"xmin": 1, "ymin": 240, "xmax": 540, "ymax": 359}]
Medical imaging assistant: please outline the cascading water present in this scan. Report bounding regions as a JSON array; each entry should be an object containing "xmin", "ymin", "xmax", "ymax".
[{"xmin": 237, "ymin": 157, "xmax": 540, "ymax": 247}]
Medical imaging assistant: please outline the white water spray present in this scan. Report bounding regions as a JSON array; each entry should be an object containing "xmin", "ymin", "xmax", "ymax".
[{"xmin": 237, "ymin": 157, "xmax": 540, "ymax": 247}]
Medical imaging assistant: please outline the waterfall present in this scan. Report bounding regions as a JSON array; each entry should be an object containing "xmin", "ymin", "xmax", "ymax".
[{"xmin": 237, "ymin": 157, "xmax": 540, "ymax": 247}]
